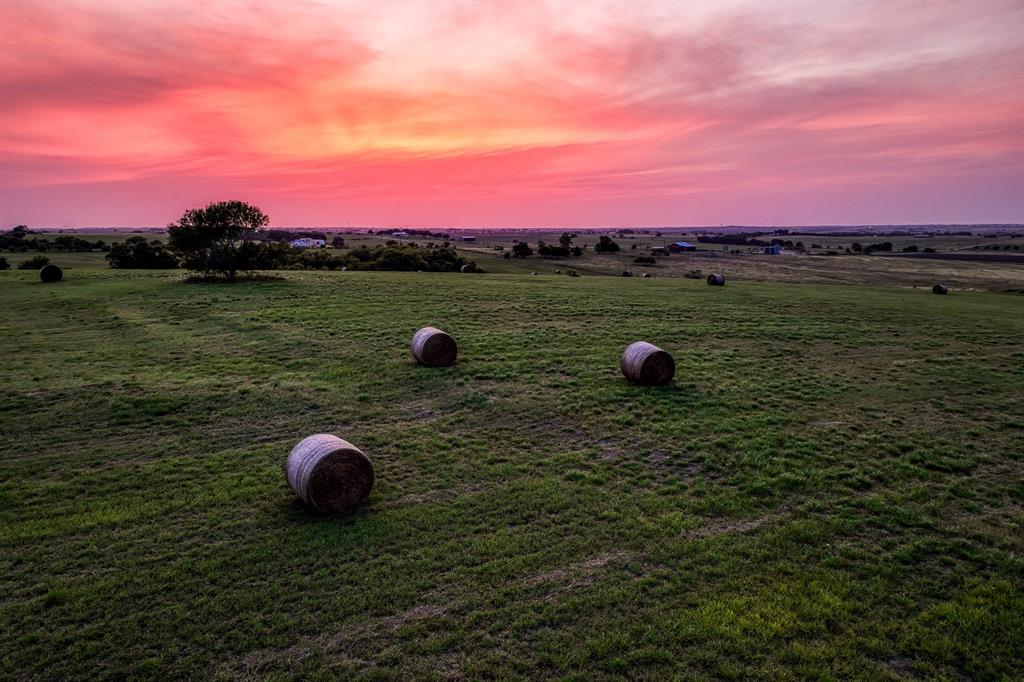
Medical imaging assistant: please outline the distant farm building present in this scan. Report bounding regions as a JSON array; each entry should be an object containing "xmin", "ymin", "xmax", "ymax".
[
  {"xmin": 651, "ymin": 246, "xmax": 670, "ymax": 256},
  {"xmin": 392, "ymin": 231, "xmax": 409, "ymax": 239},
  {"xmin": 290, "ymin": 238, "xmax": 325, "ymax": 248},
  {"xmin": 762, "ymin": 244, "xmax": 782, "ymax": 255},
  {"xmin": 669, "ymin": 241, "xmax": 697, "ymax": 252},
  {"xmin": 460, "ymin": 236, "xmax": 476, "ymax": 243}
]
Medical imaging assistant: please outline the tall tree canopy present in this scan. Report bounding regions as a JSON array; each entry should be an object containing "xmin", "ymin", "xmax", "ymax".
[{"xmin": 167, "ymin": 201, "xmax": 269, "ymax": 281}]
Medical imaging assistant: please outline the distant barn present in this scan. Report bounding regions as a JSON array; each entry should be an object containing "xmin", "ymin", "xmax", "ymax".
[
  {"xmin": 460, "ymin": 236, "xmax": 476, "ymax": 243},
  {"xmin": 763, "ymin": 244, "xmax": 782, "ymax": 255},
  {"xmin": 668, "ymin": 241, "xmax": 696, "ymax": 252}
]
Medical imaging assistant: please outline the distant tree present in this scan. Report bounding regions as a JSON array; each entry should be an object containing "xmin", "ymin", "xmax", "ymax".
[
  {"xmin": 239, "ymin": 241, "xmax": 295, "ymax": 270},
  {"xmin": 594, "ymin": 235, "xmax": 620, "ymax": 253},
  {"xmin": 331, "ymin": 235, "xmax": 346, "ymax": 248},
  {"xmin": 17, "ymin": 255, "xmax": 50, "ymax": 270},
  {"xmin": 537, "ymin": 241, "xmax": 570, "ymax": 258},
  {"xmin": 167, "ymin": 200, "xmax": 269, "ymax": 281},
  {"xmin": 851, "ymin": 242, "xmax": 863, "ymax": 253},
  {"xmin": 571, "ymin": 246, "xmax": 583, "ymax": 257},
  {"xmin": 511, "ymin": 241, "xmax": 533, "ymax": 258},
  {"xmin": 922, "ymin": 247, "xmax": 935, "ymax": 253},
  {"xmin": 0, "ymin": 256, "xmax": 9, "ymax": 270},
  {"xmin": 902, "ymin": 245, "xmax": 919, "ymax": 253},
  {"xmin": 106, "ymin": 237, "xmax": 180, "ymax": 269},
  {"xmin": 558, "ymin": 232, "xmax": 577, "ymax": 248},
  {"xmin": 863, "ymin": 241, "xmax": 893, "ymax": 254}
]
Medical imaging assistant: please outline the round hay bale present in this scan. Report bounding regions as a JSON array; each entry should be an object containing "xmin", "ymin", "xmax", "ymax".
[
  {"xmin": 530, "ymin": 271, "xmax": 538, "ymax": 275},
  {"xmin": 39, "ymin": 264, "xmax": 63, "ymax": 283},
  {"xmin": 460, "ymin": 264, "xmax": 475, "ymax": 273},
  {"xmin": 620, "ymin": 341, "xmax": 675, "ymax": 386},
  {"xmin": 932, "ymin": 283, "xmax": 948, "ymax": 295},
  {"xmin": 285, "ymin": 434, "xmax": 374, "ymax": 513},
  {"xmin": 622, "ymin": 270, "xmax": 633, "ymax": 277},
  {"xmin": 567, "ymin": 270, "xmax": 579, "ymax": 277},
  {"xmin": 411, "ymin": 326, "xmax": 457, "ymax": 367},
  {"xmin": 706, "ymin": 273, "xmax": 726, "ymax": 286},
  {"xmin": 641, "ymin": 272, "xmax": 651, "ymax": 278}
]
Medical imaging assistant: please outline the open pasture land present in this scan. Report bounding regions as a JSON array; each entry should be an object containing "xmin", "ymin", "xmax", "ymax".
[
  {"xmin": 1, "ymin": 270, "xmax": 1022, "ymax": 680},
  {"xmin": 12, "ymin": 229, "xmax": 1024, "ymax": 291},
  {"xmin": 458, "ymin": 245, "xmax": 1024, "ymax": 291}
]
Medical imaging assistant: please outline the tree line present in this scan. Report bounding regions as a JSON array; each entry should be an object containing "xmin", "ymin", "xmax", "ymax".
[
  {"xmin": 1, "ymin": 226, "xmax": 109, "ymax": 253},
  {"xmin": 507, "ymin": 233, "xmax": 621, "ymax": 259}
]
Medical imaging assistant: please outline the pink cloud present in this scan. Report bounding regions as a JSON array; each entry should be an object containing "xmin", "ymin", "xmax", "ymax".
[{"xmin": 1, "ymin": 0, "xmax": 1021, "ymax": 227}]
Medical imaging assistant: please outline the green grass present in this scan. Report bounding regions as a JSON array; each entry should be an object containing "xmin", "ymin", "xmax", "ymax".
[{"xmin": 1, "ymin": 269, "xmax": 1022, "ymax": 680}]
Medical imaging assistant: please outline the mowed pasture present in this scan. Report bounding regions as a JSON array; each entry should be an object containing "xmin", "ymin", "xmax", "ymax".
[
  {"xmin": 9, "ymin": 228, "xmax": 1024, "ymax": 292},
  {"xmin": 1, "ymin": 270, "xmax": 1022, "ymax": 680}
]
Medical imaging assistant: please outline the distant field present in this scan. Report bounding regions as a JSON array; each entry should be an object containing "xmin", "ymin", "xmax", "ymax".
[
  {"xmin": 10, "ymin": 229, "xmax": 1024, "ymax": 291},
  {"xmin": 1, "ymin": 269, "xmax": 1021, "ymax": 679}
]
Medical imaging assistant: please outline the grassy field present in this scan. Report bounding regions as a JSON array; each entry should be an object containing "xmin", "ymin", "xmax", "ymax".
[
  {"xmin": 9, "ymin": 228, "xmax": 1024, "ymax": 292},
  {"xmin": 1, "ymin": 269, "xmax": 1022, "ymax": 680}
]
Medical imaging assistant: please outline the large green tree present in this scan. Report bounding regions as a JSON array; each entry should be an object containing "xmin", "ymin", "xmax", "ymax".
[{"xmin": 167, "ymin": 201, "xmax": 269, "ymax": 281}]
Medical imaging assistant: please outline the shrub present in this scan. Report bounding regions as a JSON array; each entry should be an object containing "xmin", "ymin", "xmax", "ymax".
[
  {"xmin": 106, "ymin": 237, "xmax": 180, "ymax": 269},
  {"xmin": 863, "ymin": 242, "xmax": 893, "ymax": 254},
  {"xmin": 343, "ymin": 244, "xmax": 467, "ymax": 272},
  {"xmin": 511, "ymin": 241, "xmax": 533, "ymax": 258},
  {"xmin": 594, "ymin": 235, "xmax": 620, "ymax": 253},
  {"xmin": 17, "ymin": 255, "xmax": 50, "ymax": 270},
  {"xmin": 633, "ymin": 256, "xmax": 656, "ymax": 265},
  {"xmin": 0, "ymin": 256, "xmax": 8, "ymax": 270},
  {"xmin": 537, "ymin": 242, "xmax": 570, "ymax": 259},
  {"xmin": 288, "ymin": 248, "xmax": 347, "ymax": 270},
  {"xmin": 331, "ymin": 235, "xmax": 346, "ymax": 248}
]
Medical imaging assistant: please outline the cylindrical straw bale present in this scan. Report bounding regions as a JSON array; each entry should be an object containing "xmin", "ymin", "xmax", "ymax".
[
  {"xmin": 932, "ymin": 283, "xmax": 948, "ymax": 295},
  {"xmin": 706, "ymin": 273, "xmax": 726, "ymax": 286},
  {"xmin": 285, "ymin": 434, "xmax": 374, "ymax": 513},
  {"xmin": 621, "ymin": 341, "xmax": 675, "ymax": 385},
  {"xmin": 39, "ymin": 264, "xmax": 63, "ymax": 283},
  {"xmin": 411, "ymin": 326, "xmax": 458, "ymax": 367}
]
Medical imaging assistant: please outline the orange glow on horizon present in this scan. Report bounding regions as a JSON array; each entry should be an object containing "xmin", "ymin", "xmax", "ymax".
[{"xmin": 1, "ymin": 0, "xmax": 1022, "ymax": 227}]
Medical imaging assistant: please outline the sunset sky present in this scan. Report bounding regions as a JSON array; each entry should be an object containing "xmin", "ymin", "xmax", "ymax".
[{"xmin": 1, "ymin": 0, "xmax": 1022, "ymax": 228}]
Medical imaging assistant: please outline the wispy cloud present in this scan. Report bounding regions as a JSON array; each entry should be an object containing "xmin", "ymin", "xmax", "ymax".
[{"xmin": 1, "ymin": 0, "xmax": 1021, "ymax": 226}]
